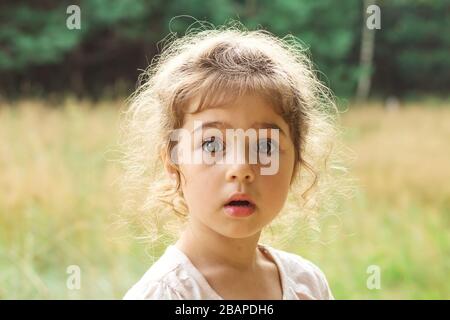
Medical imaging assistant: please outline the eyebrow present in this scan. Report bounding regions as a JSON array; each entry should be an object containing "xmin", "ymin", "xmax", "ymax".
[{"xmin": 191, "ymin": 121, "xmax": 287, "ymax": 137}]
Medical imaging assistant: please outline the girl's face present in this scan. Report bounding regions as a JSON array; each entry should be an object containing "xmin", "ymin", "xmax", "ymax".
[{"xmin": 171, "ymin": 93, "xmax": 296, "ymax": 239}]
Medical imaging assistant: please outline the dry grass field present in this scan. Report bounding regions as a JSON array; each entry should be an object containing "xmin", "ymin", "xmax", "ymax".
[{"xmin": 0, "ymin": 99, "xmax": 448, "ymax": 299}]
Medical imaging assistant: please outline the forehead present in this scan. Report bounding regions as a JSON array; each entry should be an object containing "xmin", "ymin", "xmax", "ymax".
[
  {"xmin": 183, "ymin": 93, "xmax": 289, "ymax": 133},
  {"xmin": 185, "ymin": 92, "xmax": 283, "ymax": 119}
]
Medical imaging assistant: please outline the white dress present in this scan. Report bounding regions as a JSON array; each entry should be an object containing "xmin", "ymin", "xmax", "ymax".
[{"xmin": 123, "ymin": 243, "xmax": 334, "ymax": 300}]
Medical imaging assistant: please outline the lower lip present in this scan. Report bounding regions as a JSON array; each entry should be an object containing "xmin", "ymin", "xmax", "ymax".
[{"xmin": 223, "ymin": 205, "xmax": 256, "ymax": 217}]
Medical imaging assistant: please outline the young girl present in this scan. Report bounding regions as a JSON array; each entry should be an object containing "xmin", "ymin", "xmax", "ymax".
[{"xmin": 120, "ymin": 23, "xmax": 344, "ymax": 300}]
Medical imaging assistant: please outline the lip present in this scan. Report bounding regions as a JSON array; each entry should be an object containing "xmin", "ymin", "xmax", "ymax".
[
  {"xmin": 224, "ymin": 192, "xmax": 256, "ymax": 206},
  {"xmin": 223, "ymin": 193, "xmax": 256, "ymax": 218}
]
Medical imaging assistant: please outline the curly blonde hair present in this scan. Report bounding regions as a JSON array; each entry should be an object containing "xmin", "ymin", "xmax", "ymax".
[{"xmin": 117, "ymin": 21, "xmax": 352, "ymax": 248}]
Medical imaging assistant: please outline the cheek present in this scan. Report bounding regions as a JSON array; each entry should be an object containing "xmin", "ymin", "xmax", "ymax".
[
  {"xmin": 260, "ymin": 173, "xmax": 290, "ymax": 202},
  {"xmin": 179, "ymin": 165, "xmax": 221, "ymax": 208},
  {"xmin": 260, "ymin": 152, "xmax": 295, "ymax": 201}
]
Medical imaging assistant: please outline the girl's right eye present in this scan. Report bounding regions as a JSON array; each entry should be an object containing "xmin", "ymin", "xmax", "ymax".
[{"xmin": 201, "ymin": 136, "xmax": 224, "ymax": 153}]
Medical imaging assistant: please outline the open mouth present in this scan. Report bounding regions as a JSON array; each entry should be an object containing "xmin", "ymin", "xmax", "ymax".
[
  {"xmin": 225, "ymin": 200, "xmax": 255, "ymax": 207},
  {"xmin": 223, "ymin": 200, "xmax": 256, "ymax": 217}
]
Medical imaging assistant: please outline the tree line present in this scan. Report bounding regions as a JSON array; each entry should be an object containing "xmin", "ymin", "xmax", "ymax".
[{"xmin": 1, "ymin": 0, "xmax": 449, "ymax": 100}]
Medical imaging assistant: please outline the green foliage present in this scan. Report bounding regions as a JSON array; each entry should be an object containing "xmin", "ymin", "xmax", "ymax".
[
  {"xmin": 0, "ymin": 3, "xmax": 83, "ymax": 70},
  {"xmin": 0, "ymin": 0, "xmax": 448, "ymax": 97},
  {"xmin": 376, "ymin": 0, "xmax": 450, "ymax": 95}
]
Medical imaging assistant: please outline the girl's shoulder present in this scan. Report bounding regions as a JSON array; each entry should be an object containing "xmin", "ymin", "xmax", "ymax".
[
  {"xmin": 259, "ymin": 244, "xmax": 334, "ymax": 300},
  {"xmin": 123, "ymin": 245, "xmax": 223, "ymax": 300},
  {"xmin": 123, "ymin": 245, "xmax": 190, "ymax": 300}
]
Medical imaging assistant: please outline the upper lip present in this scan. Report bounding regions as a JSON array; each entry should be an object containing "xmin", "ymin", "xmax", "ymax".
[{"xmin": 224, "ymin": 193, "xmax": 256, "ymax": 207}]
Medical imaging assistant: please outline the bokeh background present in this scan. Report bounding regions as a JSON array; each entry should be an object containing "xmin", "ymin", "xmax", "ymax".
[{"xmin": 0, "ymin": 0, "xmax": 449, "ymax": 299}]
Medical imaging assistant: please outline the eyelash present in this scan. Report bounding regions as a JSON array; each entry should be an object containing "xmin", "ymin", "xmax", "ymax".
[
  {"xmin": 201, "ymin": 136, "xmax": 225, "ymax": 153},
  {"xmin": 201, "ymin": 137, "xmax": 278, "ymax": 155}
]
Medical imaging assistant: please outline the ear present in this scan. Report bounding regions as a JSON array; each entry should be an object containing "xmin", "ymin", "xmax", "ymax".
[{"xmin": 160, "ymin": 147, "xmax": 178, "ymax": 181}]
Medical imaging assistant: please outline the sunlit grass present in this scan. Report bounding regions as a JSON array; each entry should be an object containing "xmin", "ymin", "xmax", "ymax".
[
  {"xmin": 293, "ymin": 102, "xmax": 450, "ymax": 299},
  {"xmin": 0, "ymin": 99, "xmax": 448, "ymax": 299}
]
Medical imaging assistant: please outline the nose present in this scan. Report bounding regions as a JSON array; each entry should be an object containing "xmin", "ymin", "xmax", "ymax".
[{"xmin": 225, "ymin": 163, "xmax": 255, "ymax": 183}]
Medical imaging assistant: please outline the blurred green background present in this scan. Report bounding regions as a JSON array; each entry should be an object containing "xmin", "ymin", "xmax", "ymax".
[{"xmin": 0, "ymin": 0, "xmax": 449, "ymax": 299}]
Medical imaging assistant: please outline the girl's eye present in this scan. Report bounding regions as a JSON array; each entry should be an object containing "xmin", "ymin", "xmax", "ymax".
[
  {"xmin": 256, "ymin": 139, "xmax": 277, "ymax": 156},
  {"xmin": 202, "ymin": 136, "xmax": 224, "ymax": 153}
]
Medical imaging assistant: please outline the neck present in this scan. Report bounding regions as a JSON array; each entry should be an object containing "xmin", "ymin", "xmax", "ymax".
[{"xmin": 175, "ymin": 218, "xmax": 263, "ymax": 272}]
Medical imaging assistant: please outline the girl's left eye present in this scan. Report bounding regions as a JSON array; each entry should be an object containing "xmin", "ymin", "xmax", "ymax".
[
  {"xmin": 202, "ymin": 136, "xmax": 224, "ymax": 153},
  {"xmin": 256, "ymin": 139, "xmax": 277, "ymax": 155}
]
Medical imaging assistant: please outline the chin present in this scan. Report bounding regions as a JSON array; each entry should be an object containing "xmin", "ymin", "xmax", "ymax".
[{"xmin": 214, "ymin": 225, "xmax": 262, "ymax": 239}]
